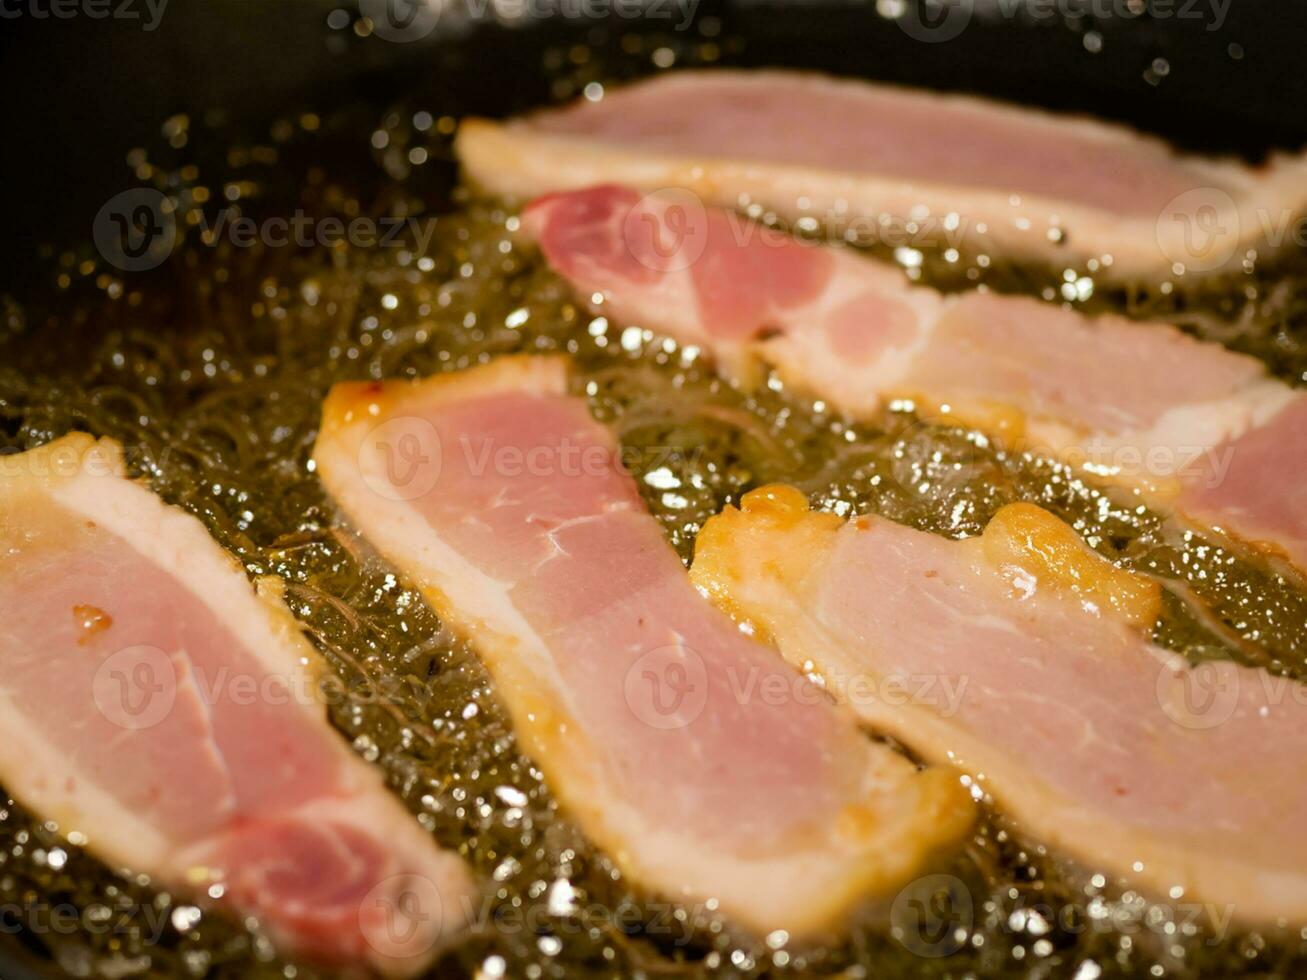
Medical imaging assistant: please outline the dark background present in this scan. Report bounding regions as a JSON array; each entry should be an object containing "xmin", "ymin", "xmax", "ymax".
[
  {"xmin": 0, "ymin": 0, "xmax": 1304, "ymax": 976},
  {"xmin": 0, "ymin": 0, "xmax": 1305, "ymax": 293}
]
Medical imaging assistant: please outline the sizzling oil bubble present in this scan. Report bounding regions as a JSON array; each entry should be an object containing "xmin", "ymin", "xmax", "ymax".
[{"xmin": 3, "ymin": 31, "xmax": 1307, "ymax": 980}]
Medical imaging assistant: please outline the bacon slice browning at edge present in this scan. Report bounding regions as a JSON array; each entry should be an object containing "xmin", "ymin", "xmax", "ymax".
[
  {"xmin": 311, "ymin": 355, "xmax": 973, "ymax": 938},
  {"xmin": 520, "ymin": 184, "xmax": 1307, "ymax": 576},
  {"xmin": 457, "ymin": 69, "xmax": 1307, "ymax": 279},
  {"xmin": 0, "ymin": 435, "xmax": 478, "ymax": 977},
  {"xmin": 691, "ymin": 485, "xmax": 1307, "ymax": 925}
]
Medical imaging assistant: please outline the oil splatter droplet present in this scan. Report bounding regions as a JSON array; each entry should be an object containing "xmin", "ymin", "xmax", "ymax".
[{"xmin": 72, "ymin": 605, "xmax": 113, "ymax": 645}]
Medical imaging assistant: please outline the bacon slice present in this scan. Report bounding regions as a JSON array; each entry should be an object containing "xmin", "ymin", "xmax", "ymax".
[
  {"xmin": 692, "ymin": 485, "xmax": 1307, "ymax": 923},
  {"xmin": 457, "ymin": 69, "xmax": 1307, "ymax": 279},
  {"xmin": 520, "ymin": 184, "xmax": 1307, "ymax": 574},
  {"xmin": 312, "ymin": 355, "xmax": 971, "ymax": 938},
  {"xmin": 0, "ymin": 435, "xmax": 477, "ymax": 976},
  {"xmin": 1179, "ymin": 395, "xmax": 1307, "ymax": 570}
]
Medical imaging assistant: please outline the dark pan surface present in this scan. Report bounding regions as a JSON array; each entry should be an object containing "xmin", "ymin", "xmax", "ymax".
[{"xmin": 2, "ymin": 0, "xmax": 1306, "ymax": 294}]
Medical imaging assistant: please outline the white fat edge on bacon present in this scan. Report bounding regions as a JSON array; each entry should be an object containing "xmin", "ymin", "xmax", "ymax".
[
  {"xmin": 0, "ymin": 433, "xmax": 479, "ymax": 958},
  {"xmin": 523, "ymin": 186, "xmax": 1305, "ymax": 564},
  {"xmin": 0, "ymin": 683, "xmax": 176, "ymax": 870},
  {"xmin": 457, "ymin": 70, "xmax": 1307, "ymax": 279},
  {"xmin": 313, "ymin": 360, "xmax": 564, "ymax": 691},
  {"xmin": 312, "ymin": 359, "xmax": 611, "ymax": 824},
  {"xmin": 691, "ymin": 489, "xmax": 1307, "ymax": 924},
  {"xmin": 0, "ymin": 436, "xmax": 241, "ymax": 871},
  {"xmin": 312, "ymin": 355, "xmax": 977, "ymax": 939}
]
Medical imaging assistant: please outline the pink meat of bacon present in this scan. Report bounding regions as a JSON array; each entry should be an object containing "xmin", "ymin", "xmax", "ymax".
[
  {"xmin": 457, "ymin": 69, "xmax": 1307, "ymax": 279},
  {"xmin": 692, "ymin": 486, "xmax": 1307, "ymax": 924},
  {"xmin": 311, "ymin": 355, "xmax": 972, "ymax": 938},
  {"xmin": 0, "ymin": 435, "xmax": 477, "ymax": 977},
  {"xmin": 520, "ymin": 184, "xmax": 1307, "ymax": 575}
]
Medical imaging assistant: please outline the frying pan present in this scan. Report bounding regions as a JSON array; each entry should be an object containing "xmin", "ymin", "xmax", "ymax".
[
  {"xmin": 2, "ymin": 0, "xmax": 1306, "ymax": 293},
  {"xmin": 0, "ymin": 1, "xmax": 1304, "ymax": 976}
]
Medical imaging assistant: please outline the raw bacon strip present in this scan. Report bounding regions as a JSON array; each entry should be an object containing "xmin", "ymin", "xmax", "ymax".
[
  {"xmin": 312, "ymin": 355, "xmax": 972, "ymax": 938},
  {"xmin": 1179, "ymin": 396, "xmax": 1307, "ymax": 570},
  {"xmin": 0, "ymin": 435, "xmax": 477, "ymax": 977},
  {"xmin": 692, "ymin": 485, "xmax": 1307, "ymax": 924},
  {"xmin": 457, "ymin": 69, "xmax": 1307, "ymax": 279},
  {"xmin": 521, "ymin": 185, "xmax": 1307, "ymax": 574}
]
